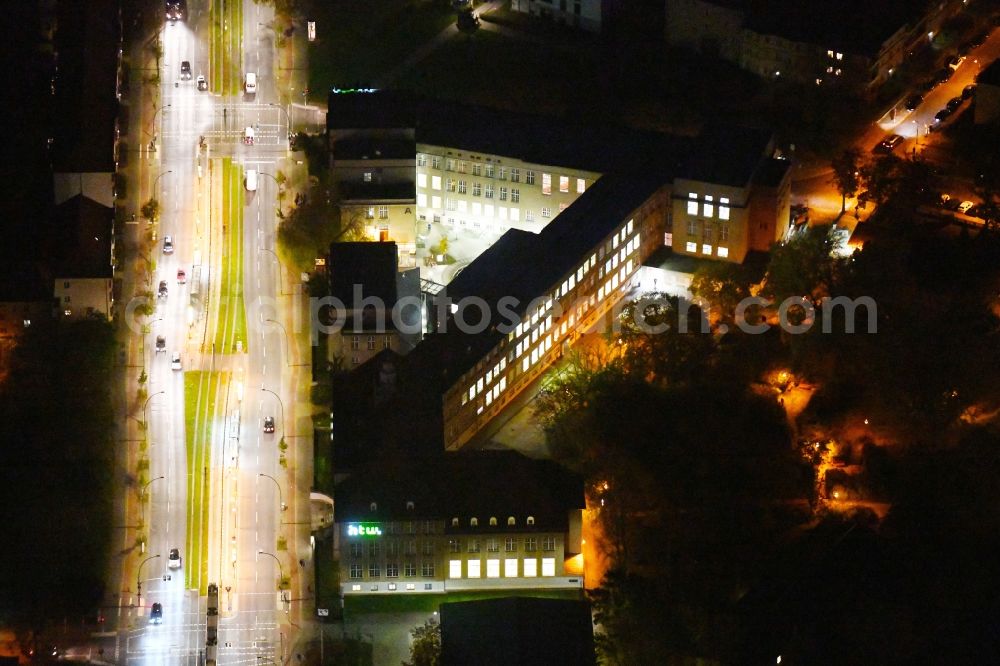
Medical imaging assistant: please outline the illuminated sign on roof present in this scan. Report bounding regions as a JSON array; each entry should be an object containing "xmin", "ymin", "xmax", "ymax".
[
  {"xmin": 347, "ymin": 523, "xmax": 382, "ymax": 537},
  {"xmin": 332, "ymin": 88, "xmax": 378, "ymax": 94}
]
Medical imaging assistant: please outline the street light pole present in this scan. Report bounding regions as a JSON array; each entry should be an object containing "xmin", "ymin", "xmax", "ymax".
[
  {"xmin": 149, "ymin": 103, "xmax": 172, "ymax": 145},
  {"xmin": 258, "ymin": 247, "xmax": 286, "ymax": 295},
  {"xmin": 267, "ymin": 103, "xmax": 292, "ymax": 147},
  {"xmin": 257, "ymin": 550, "xmax": 285, "ymax": 590},
  {"xmin": 265, "ymin": 318, "xmax": 291, "ymax": 366},
  {"xmin": 259, "ymin": 473, "xmax": 287, "ymax": 512},
  {"xmin": 260, "ymin": 387, "xmax": 285, "ymax": 442},
  {"xmin": 141, "ymin": 475, "xmax": 165, "ymax": 529},
  {"xmin": 258, "ymin": 171, "xmax": 283, "ymax": 216},
  {"xmin": 152, "ymin": 169, "xmax": 173, "ymax": 202},
  {"xmin": 143, "ymin": 390, "xmax": 166, "ymax": 430},
  {"xmin": 137, "ymin": 554, "xmax": 161, "ymax": 603}
]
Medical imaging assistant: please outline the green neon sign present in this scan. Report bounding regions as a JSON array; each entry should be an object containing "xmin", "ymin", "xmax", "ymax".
[{"xmin": 347, "ymin": 523, "xmax": 382, "ymax": 537}]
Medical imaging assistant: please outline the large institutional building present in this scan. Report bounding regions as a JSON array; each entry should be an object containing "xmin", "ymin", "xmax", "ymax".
[{"xmin": 328, "ymin": 90, "xmax": 791, "ymax": 452}]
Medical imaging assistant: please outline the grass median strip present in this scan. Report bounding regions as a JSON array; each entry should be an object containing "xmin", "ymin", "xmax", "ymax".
[
  {"xmin": 214, "ymin": 158, "xmax": 247, "ymax": 354},
  {"xmin": 184, "ymin": 370, "xmax": 225, "ymax": 594},
  {"xmin": 210, "ymin": 0, "xmax": 242, "ymax": 95}
]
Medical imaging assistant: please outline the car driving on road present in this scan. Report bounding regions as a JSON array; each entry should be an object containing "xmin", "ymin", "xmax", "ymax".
[
  {"xmin": 263, "ymin": 416, "xmax": 275, "ymax": 433},
  {"xmin": 180, "ymin": 61, "xmax": 192, "ymax": 80},
  {"xmin": 873, "ymin": 134, "xmax": 903, "ymax": 154},
  {"xmin": 150, "ymin": 602, "xmax": 162, "ymax": 624},
  {"xmin": 245, "ymin": 169, "xmax": 257, "ymax": 191},
  {"xmin": 168, "ymin": 548, "xmax": 182, "ymax": 569},
  {"xmin": 162, "ymin": 235, "xmax": 173, "ymax": 254},
  {"xmin": 905, "ymin": 94, "xmax": 923, "ymax": 111},
  {"xmin": 171, "ymin": 352, "xmax": 182, "ymax": 371},
  {"xmin": 158, "ymin": 280, "xmax": 168, "ymax": 299},
  {"xmin": 156, "ymin": 335, "xmax": 166, "ymax": 353},
  {"xmin": 196, "ymin": 75, "xmax": 207, "ymax": 91},
  {"xmin": 177, "ymin": 268, "xmax": 186, "ymax": 283}
]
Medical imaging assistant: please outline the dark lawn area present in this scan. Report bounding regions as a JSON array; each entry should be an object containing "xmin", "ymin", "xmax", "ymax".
[{"xmin": 307, "ymin": 0, "xmax": 455, "ymax": 93}]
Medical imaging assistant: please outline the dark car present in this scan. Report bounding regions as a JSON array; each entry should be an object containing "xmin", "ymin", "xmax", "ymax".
[
  {"xmin": 905, "ymin": 94, "xmax": 923, "ymax": 111},
  {"xmin": 150, "ymin": 602, "xmax": 162, "ymax": 624},
  {"xmin": 934, "ymin": 108, "xmax": 953, "ymax": 122},
  {"xmin": 156, "ymin": 335, "xmax": 166, "ymax": 353},
  {"xmin": 873, "ymin": 134, "xmax": 904, "ymax": 155},
  {"xmin": 946, "ymin": 96, "xmax": 964, "ymax": 111},
  {"xmin": 263, "ymin": 416, "xmax": 275, "ymax": 433},
  {"xmin": 158, "ymin": 280, "xmax": 168, "ymax": 298},
  {"xmin": 180, "ymin": 61, "xmax": 192, "ymax": 80},
  {"xmin": 962, "ymin": 84, "xmax": 977, "ymax": 99},
  {"xmin": 933, "ymin": 68, "xmax": 953, "ymax": 84}
]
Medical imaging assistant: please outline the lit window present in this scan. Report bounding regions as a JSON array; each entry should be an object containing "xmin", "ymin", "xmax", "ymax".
[
  {"xmin": 431, "ymin": 175, "xmax": 441, "ymax": 191},
  {"xmin": 416, "ymin": 173, "xmax": 427, "ymax": 188},
  {"xmin": 431, "ymin": 196, "xmax": 441, "ymax": 209},
  {"xmin": 836, "ymin": 52, "xmax": 843, "ymax": 60},
  {"xmin": 486, "ymin": 559, "xmax": 500, "ymax": 578},
  {"xmin": 451, "ymin": 517, "xmax": 459, "ymax": 527},
  {"xmin": 703, "ymin": 195, "xmax": 713, "ymax": 218},
  {"xmin": 510, "ymin": 208, "xmax": 519, "ymax": 221},
  {"xmin": 702, "ymin": 244, "xmax": 712, "ymax": 255},
  {"xmin": 523, "ymin": 558, "xmax": 537, "ymax": 577},
  {"xmin": 559, "ymin": 176, "xmax": 569, "ymax": 192},
  {"xmin": 719, "ymin": 197, "xmax": 730, "ymax": 220},
  {"xmin": 542, "ymin": 173, "xmax": 552, "ymax": 195},
  {"xmin": 526, "ymin": 516, "xmax": 535, "ymax": 525},
  {"xmin": 505, "ymin": 559, "xmax": 518, "ymax": 577},
  {"xmin": 507, "ymin": 516, "xmax": 516, "ymax": 526},
  {"xmin": 366, "ymin": 206, "xmax": 375, "ymax": 219},
  {"xmin": 363, "ymin": 172, "xmax": 372, "ymax": 182},
  {"xmin": 687, "ymin": 195, "xmax": 698, "ymax": 215},
  {"xmin": 686, "ymin": 241, "xmax": 697, "ymax": 252},
  {"xmin": 827, "ymin": 49, "xmax": 834, "ymax": 57},
  {"xmin": 718, "ymin": 247, "xmax": 729, "ymax": 258},
  {"xmin": 470, "ymin": 517, "xmax": 478, "ymax": 527},
  {"xmin": 417, "ymin": 193, "xmax": 427, "ymax": 207},
  {"xmin": 406, "ymin": 583, "xmax": 415, "ymax": 590},
  {"xmin": 541, "ymin": 558, "xmax": 556, "ymax": 577},
  {"xmin": 449, "ymin": 560, "xmax": 462, "ymax": 578},
  {"xmin": 577, "ymin": 178, "xmax": 585, "ymax": 193}
]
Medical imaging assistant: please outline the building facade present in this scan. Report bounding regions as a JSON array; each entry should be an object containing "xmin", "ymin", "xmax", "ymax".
[
  {"xmin": 333, "ymin": 452, "xmax": 584, "ymax": 596},
  {"xmin": 510, "ymin": 0, "xmax": 605, "ymax": 32}
]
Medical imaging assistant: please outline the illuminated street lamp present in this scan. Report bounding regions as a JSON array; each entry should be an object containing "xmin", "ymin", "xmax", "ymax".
[
  {"xmin": 259, "ymin": 473, "xmax": 287, "ymax": 512},
  {"xmin": 257, "ymin": 550, "xmax": 286, "ymax": 590},
  {"xmin": 143, "ymin": 390, "xmax": 166, "ymax": 430},
  {"xmin": 137, "ymin": 554, "xmax": 161, "ymax": 602}
]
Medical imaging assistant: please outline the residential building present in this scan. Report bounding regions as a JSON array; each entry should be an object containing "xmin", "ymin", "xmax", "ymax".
[
  {"xmin": 510, "ymin": 0, "xmax": 609, "ymax": 32},
  {"xmin": 668, "ymin": 126, "xmax": 791, "ymax": 263},
  {"xmin": 666, "ymin": 0, "xmax": 970, "ymax": 90},
  {"xmin": 441, "ymin": 597, "xmax": 595, "ymax": 666},
  {"xmin": 327, "ymin": 242, "xmax": 422, "ymax": 368},
  {"xmin": 333, "ymin": 451, "xmax": 585, "ymax": 596},
  {"xmin": 49, "ymin": 195, "xmax": 115, "ymax": 319},
  {"xmin": 974, "ymin": 59, "xmax": 1000, "ymax": 125},
  {"xmin": 50, "ymin": 0, "xmax": 122, "ymax": 207},
  {"xmin": 325, "ymin": 92, "xmax": 789, "ymax": 453}
]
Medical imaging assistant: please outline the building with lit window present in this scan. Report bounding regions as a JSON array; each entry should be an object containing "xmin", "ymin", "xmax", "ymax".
[
  {"xmin": 327, "ymin": 242, "xmax": 423, "ymax": 368},
  {"xmin": 509, "ymin": 0, "xmax": 612, "ymax": 32},
  {"xmin": 333, "ymin": 451, "xmax": 585, "ymax": 596},
  {"xmin": 49, "ymin": 195, "xmax": 116, "ymax": 320},
  {"xmin": 665, "ymin": 0, "xmax": 970, "ymax": 90}
]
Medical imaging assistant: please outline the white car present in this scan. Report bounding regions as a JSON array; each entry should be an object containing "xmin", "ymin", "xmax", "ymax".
[
  {"xmin": 958, "ymin": 200, "xmax": 975, "ymax": 214},
  {"xmin": 245, "ymin": 169, "xmax": 258, "ymax": 192},
  {"xmin": 162, "ymin": 235, "xmax": 174, "ymax": 254},
  {"xmin": 171, "ymin": 352, "xmax": 182, "ymax": 371},
  {"xmin": 244, "ymin": 72, "xmax": 257, "ymax": 94},
  {"xmin": 168, "ymin": 548, "xmax": 182, "ymax": 569},
  {"xmin": 244, "ymin": 126, "xmax": 255, "ymax": 145}
]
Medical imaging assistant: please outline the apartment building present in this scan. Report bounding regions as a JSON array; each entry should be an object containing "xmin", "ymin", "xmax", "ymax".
[
  {"xmin": 333, "ymin": 451, "xmax": 584, "ymax": 596},
  {"xmin": 49, "ymin": 195, "xmax": 116, "ymax": 320},
  {"xmin": 974, "ymin": 59, "xmax": 1000, "ymax": 124},
  {"xmin": 327, "ymin": 242, "xmax": 422, "ymax": 368},
  {"xmin": 667, "ymin": 127, "xmax": 790, "ymax": 263},
  {"xmin": 510, "ymin": 0, "xmax": 608, "ymax": 32},
  {"xmin": 666, "ymin": 0, "xmax": 970, "ymax": 90}
]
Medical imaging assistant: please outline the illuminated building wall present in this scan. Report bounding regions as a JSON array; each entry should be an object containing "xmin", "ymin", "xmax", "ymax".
[
  {"xmin": 440, "ymin": 181, "xmax": 671, "ymax": 451},
  {"xmin": 414, "ymin": 145, "xmax": 599, "ymax": 238}
]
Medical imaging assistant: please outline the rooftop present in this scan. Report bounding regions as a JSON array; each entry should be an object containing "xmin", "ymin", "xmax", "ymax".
[
  {"xmin": 978, "ymin": 59, "xmax": 1000, "ymax": 88},
  {"xmin": 49, "ymin": 0, "xmax": 120, "ymax": 173},
  {"xmin": 48, "ymin": 195, "xmax": 114, "ymax": 279},
  {"xmin": 333, "ymin": 450, "xmax": 584, "ymax": 531},
  {"xmin": 337, "ymin": 181, "xmax": 416, "ymax": 202},
  {"xmin": 329, "ymin": 242, "xmax": 400, "ymax": 306},
  {"xmin": 677, "ymin": 124, "xmax": 773, "ymax": 187}
]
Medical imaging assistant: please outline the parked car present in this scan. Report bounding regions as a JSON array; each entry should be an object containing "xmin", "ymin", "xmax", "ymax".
[
  {"xmin": 168, "ymin": 548, "xmax": 182, "ymax": 569},
  {"xmin": 156, "ymin": 335, "xmax": 166, "ymax": 353},
  {"xmin": 873, "ymin": 134, "xmax": 904, "ymax": 154},
  {"xmin": 905, "ymin": 94, "xmax": 923, "ymax": 111},
  {"xmin": 958, "ymin": 200, "xmax": 975, "ymax": 214},
  {"xmin": 934, "ymin": 108, "xmax": 953, "ymax": 123},
  {"xmin": 962, "ymin": 84, "xmax": 977, "ymax": 99},
  {"xmin": 947, "ymin": 55, "xmax": 966, "ymax": 71},
  {"xmin": 158, "ymin": 280, "xmax": 168, "ymax": 298},
  {"xmin": 180, "ymin": 60, "xmax": 192, "ymax": 80},
  {"xmin": 177, "ymin": 268, "xmax": 186, "ymax": 283},
  {"xmin": 196, "ymin": 75, "xmax": 207, "ymax": 91},
  {"xmin": 162, "ymin": 235, "xmax": 173, "ymax": 254},
  {"xmin": 150, "ymin": 603, "xmax": 162, "ymax": 624},
  {"xmin": 933, "ymin": 68, "xmax": 953, "ymax": 84},
  {"xmin": 263, "ymin": 416, "xmax": 275, "ymax": 433},
  {"xmin": 946, "ymin": 96, "xmax": 964, "ymax": 111},
  {"xmin": 171, "ymin": 352, "xmax": 182, "ymax": 371}
]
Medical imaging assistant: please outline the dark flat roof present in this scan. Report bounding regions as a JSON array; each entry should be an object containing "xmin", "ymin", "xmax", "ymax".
[
  {"xmin": 752, "ymin": 157, "xmax": 791, "ymax": 188},
  {"xmin": 328, "ymin": 90, "xmax": 415, "ymax": 129},
  {"xmin": 49, "ymin": 195, "xmax": 114, "ymax": 279},
  {"xmin": 331, "ymin": 135, "xmax": 416, "ymax": 161},
  {"xmin": 338, "ymin": 181, "xmax": 415, "ymax": 202},
  {"xmin": 678, "ymin": 124, "xmax": 773, "ymax": 187},
  {"xmin": 743, "ymin": 0, "xmax": 924, "ymax": 56},
  {"xmin": 441, "ymin": 597, "xmax": 595, "ymax": 666},
  {"xmin": 329, "ymin": 242, "xmax": 399, "ymax": 305},
  {"xmin": 50, "ymin": 0, "xmax": 120, "ymax": 173},
  {"xmin": 333, "ymin": 450, "xmax": 583, "ymax": 530}
]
